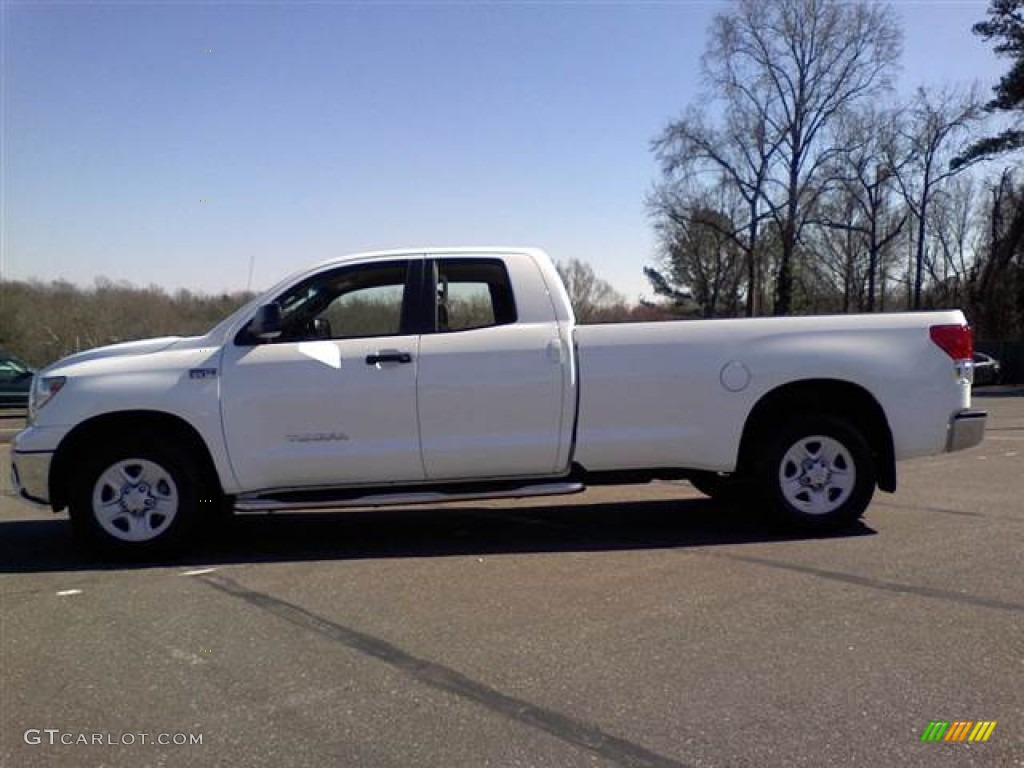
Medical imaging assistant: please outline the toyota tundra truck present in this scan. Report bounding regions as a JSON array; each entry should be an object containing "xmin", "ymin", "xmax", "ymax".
[{"xmin": 11, "ymin": 248, "xmax": 987, "ymax": 554}]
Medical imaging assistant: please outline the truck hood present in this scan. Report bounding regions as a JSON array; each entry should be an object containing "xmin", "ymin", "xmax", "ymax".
[{"xmin": 42, "ymin": 336, "xmax": 186, "ymax": 374}]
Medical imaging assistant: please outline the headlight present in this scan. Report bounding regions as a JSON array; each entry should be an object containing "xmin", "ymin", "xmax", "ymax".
[{"xmin": 27, "ymin": 376, "xmax": 66, "ymax": 424}]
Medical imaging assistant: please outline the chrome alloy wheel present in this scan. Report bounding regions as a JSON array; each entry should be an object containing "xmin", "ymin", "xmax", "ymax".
[
  {"xmin": 91, "ymin": 459, "xmax": 179, "ymax": 542},
  {"xmin": 778, "ymin": 435, "xmax": 855, "ymax": 516}
]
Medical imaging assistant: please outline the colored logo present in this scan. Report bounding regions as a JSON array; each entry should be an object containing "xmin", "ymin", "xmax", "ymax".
[{"xmin": 920, "ymin": 721, "xmax": 996, "ymax": 742}]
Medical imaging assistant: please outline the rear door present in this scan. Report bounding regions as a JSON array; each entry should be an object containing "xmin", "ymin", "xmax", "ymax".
[{"xmin": 416, "ymin": 255, "xmax": 569, "ymax": 480}]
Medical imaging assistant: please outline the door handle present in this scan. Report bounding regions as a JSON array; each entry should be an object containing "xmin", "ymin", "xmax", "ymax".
[{"xmin": 366, "ymin": 352, "xmax": 412, "ymax": 366}]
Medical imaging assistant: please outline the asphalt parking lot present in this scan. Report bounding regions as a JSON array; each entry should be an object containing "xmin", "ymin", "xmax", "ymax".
[{"xmin": 1, "ymin": 392, "xmax": 1021, "ymax": 768}]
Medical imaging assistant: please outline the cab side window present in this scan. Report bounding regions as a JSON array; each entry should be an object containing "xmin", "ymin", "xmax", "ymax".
[
  {"xmin": 322, "ymin": 282, "xmax": 404, "ymax": 338},
  {"xmin": 272, "ymin": 261, "xmax": 410, "ymax": 342},
  {"xmin": 434, "ymin": 259, "xmax": 517, "ymax": 333}
]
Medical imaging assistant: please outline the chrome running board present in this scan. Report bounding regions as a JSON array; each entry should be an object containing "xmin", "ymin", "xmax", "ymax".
[{"xmin": 233, "ymin": 481, "xmax": 585, "ymax": 514}]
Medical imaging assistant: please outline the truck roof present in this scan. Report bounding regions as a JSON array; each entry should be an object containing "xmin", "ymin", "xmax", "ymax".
[{"xmin": 309, "ymin": 247, "xmax": 550, "ymax": 271}]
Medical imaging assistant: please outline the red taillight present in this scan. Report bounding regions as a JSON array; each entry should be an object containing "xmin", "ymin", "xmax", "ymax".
[{"xmin": 929, "ymin": 324, "xmax": 973, "ymax": 360}]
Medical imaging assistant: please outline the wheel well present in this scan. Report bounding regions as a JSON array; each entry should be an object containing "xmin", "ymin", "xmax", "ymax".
[
  {"xmin": 737, "ymin": 380, "xmax": 897, "ymax": 492},
  {"xmin": 49, "ymin": 411, "xmax": 223, "ymax": 511}
]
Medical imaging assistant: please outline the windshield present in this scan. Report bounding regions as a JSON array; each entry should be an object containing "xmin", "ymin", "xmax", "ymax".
[{"xmin": 1, "ymin": 355, "xmax": 30, "ymax": 374}]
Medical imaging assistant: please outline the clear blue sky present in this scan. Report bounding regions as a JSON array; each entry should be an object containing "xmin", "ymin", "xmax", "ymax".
[{"xmin": 2, "ymin": 0, "xmax": 1007, "ymax": 301}]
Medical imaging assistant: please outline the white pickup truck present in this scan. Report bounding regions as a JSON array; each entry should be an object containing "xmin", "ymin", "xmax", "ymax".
[{"xmin": 12, "ymin": 248, "xmax": 986, "ymax": 554}]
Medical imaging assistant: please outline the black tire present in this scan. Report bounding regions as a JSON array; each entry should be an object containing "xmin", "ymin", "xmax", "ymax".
[
  {"xmin": 688, "ymin": 471, "xmax": 753, "ymax": 504},
  {"xmin": 69, "ymin": 439, "xmax": 203, "ymax": 557},
  {"xmin": 755, "ymin": 414, "xmax": 876, "ymax": 531}
]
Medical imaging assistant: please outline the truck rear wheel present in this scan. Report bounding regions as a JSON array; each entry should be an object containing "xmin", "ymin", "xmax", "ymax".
[
  {"xmin": 756, "ymin": 414, "xmax": 875, "ymax": 531},
  {"xmin": 688, "ymin": 471, "xmax": 752, "ymax": 504},
  {"xmin": 69, "ymin": 440, "xmax": 200, "ymax": 556}
]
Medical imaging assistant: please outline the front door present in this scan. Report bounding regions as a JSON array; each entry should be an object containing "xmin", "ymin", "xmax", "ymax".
[{"xmin": 220, "ymin": 259, "xmax": 425, "ymax": 492}]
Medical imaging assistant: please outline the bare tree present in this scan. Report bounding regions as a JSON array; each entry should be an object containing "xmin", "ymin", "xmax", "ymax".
[
  {"xmin": 647, "ymin": 187, "xmax": 745, "ymax": 318},
  {"xmin": 930, "ymin": 176, "xmax": 982, "ymax": 287},
  {"xmin": 554, "ymin": 259, "xmax": 624, "ymax": 324},
  {"xmin": 819, "ymin": 108, "xmax": 907, "ymax": 311},
  {"xmin": 894, "ymin": 85, "xmax": 985, "ymax": 309},
  {"xmin": 703, "ymin": 0, "xmax": 902, "ymax": 314},
  {"xmin": 652, "ymin": 100, "xmax": 781, "ymax": 315},
  {"xmin": 807, "ymin": 191, "xmax": 858, "ymax": 311}
]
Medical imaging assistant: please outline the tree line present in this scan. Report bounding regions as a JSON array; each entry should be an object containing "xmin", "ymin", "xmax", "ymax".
[{"xmin": 0, "ymin": 278, "xmax": 255, "ymax": 367}]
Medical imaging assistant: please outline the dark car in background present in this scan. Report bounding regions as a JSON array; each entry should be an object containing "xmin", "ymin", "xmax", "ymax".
[
  {"xmin": 973, "ymin": 352, "xmax": 1002, "ymax": 387},
  {"xmin": 0, "ymin": 353, "xmax": 34, "ymax": 407}
]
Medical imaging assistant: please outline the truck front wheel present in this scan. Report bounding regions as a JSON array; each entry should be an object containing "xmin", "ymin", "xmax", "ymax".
[
  {"xmin": 756, "ymin": 415, "xmax": 875, "ymax": 531},
  {"xmin": 69, "ymin": 441, "xmax": 200, "ymax": 555}
]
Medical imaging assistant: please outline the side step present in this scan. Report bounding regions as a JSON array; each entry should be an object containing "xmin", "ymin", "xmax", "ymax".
[{"xmin": 234, "ymin": 480, "xmax": 585, "ymax": 514}]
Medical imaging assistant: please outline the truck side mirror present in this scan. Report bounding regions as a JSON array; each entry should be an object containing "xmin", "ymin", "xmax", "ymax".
[{"xmin": 249, "ymin": 303, "xmax": 283, "ymax": 341}]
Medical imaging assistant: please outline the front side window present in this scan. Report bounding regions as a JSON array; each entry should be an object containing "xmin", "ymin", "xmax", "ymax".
[
  {"xmin": 434, "ymin": 259, "xmax": 517, "ymax": 332},
  {"xmin": 260, "ymin": 261, "xmax": 410, "ymax": 343},
  {"xmin": 322, "ymin": 283, "xmax": 405, "ymax": 338}
]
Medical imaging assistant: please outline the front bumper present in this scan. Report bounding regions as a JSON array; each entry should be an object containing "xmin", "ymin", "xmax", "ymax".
[
  {"xmin": 946, "ymin": 409, "xmax": 987, "ymax": 453},
  {"xmin": 11, "ymin": 449, "xmax": 51, "ymax": 506}
]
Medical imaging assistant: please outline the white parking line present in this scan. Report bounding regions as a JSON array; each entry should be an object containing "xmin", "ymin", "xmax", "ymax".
[
  {"xmin": 181, "ymin": 567, "xmax": 218, "ymax": 576},
  {"xmin": 55, "ymin": 589, "xmax": 82, "ymax": 596}
]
